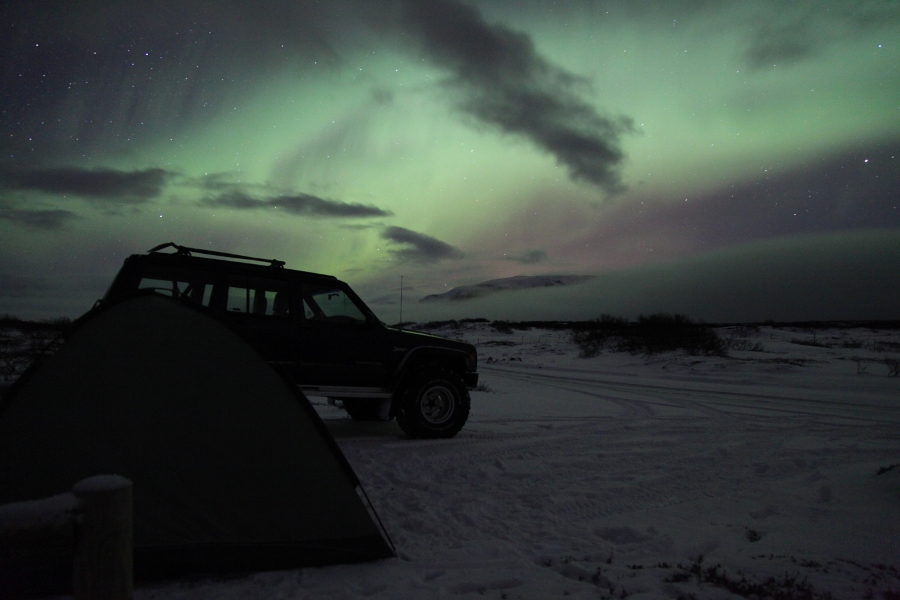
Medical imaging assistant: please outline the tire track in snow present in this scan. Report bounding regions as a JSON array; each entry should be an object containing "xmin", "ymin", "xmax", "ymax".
[
  {"xmin": 482, "ymin": 364, "xmax": 734, "ymax": 425},
  {"xmin": 483, "ymin": 364, "xmax": 900, "ymax": 425},
  {"xmin": 334, "ymin": 359, "xmax": 900, "ymax": 565}
]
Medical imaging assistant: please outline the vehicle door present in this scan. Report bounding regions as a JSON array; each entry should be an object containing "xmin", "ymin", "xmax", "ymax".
[
  {"xmin": 294, "ymin": 282, "xmax": 389, "ymax": 388},
  {"xmin": 220, "ymin": 273, "xmax": 295, "ymax": 370}
]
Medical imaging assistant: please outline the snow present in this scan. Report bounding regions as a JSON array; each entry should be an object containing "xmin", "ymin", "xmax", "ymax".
[
  {"xmin": 0, "ymin": 492, "xmax": 78, "ymax": 532},
  {"xmin": 97, "ymin": 326, "xmax": 900, "ymax": 597}
]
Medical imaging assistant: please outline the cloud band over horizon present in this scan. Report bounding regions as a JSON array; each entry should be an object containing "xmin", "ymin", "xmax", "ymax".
[{"xmin": 204, "ymin": 191, "xmax": 393, "ymax": 218}]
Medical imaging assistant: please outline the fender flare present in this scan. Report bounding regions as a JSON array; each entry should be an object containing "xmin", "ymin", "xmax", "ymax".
[{"xmin": 389, "ymin": 346, "xmax": 473, "ymax": 417}]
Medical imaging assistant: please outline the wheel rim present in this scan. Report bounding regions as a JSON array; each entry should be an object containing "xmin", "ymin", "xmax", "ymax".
[{"xmin": 419, "ymin": 384, "xmax": 455, "ymax": 425}]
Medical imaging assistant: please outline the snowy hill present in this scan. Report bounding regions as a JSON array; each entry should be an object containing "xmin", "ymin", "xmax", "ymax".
[{"xmin": 420, "ymin": 275, "xmax": 593, "ymax": 302}]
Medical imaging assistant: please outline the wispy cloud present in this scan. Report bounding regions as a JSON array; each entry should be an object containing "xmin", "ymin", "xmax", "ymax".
[
  {"xmin": 0, "ymin": 273, "xmax": 49, "ymax": 298},
  {"xmin": 398, "ymin": 0, "xmax": 633, "ymax": 194},
  {"xmin": 382, "ymin": 226, "xmax": 464, "ymax": 263},
  {"xmin": 745, "ymin": 23, "xmax": 815, "ymax": 68},
  {"xmin": 0, "ymin": 204, "xmax": 81, "ymax": 230},
  {"xmin": 205, "ymin": 191, "xmax": 393, "ymax": 218},
  {"xmin": 0, "ymin": 167, "xmax": 170, "ymax": 202},
  {"xmin": 741, "ymin": 1, "xmax": 899, "ymax": 69},
  {"xmin": 504, "ymin": 249, "xmax": 547, "ymax": 265}
]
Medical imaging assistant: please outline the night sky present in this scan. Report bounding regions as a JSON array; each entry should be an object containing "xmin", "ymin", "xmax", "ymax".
[{"xmin": 2, "ymin": 1, "xmax": 898, "ymax": 321}]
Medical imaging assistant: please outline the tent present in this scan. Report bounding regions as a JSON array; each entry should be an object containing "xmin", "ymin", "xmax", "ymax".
[{"xmin": 0, "ymin": 292, "xmax": 394, "ymax": 591}]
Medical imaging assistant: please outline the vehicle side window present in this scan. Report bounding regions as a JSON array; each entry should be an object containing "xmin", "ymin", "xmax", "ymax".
[
  {"xmin": 302, "ymin": 284, "xmax": 366, "ymax": 325},
  {"xmin": 138, "ymin": 265, "xmax": 215, "ymax": 306},
  {"xmin": 226, "ymin": 275, "xmax": 289, "ymax": 317},
  {"xmin": 303, "ymin": 299, "xmax": 317, "ymax": 320}
]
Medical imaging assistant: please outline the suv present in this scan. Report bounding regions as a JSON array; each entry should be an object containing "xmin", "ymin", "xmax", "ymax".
[{"xmin": 103, "ymin": 243, "xmax": 478, "ymax": 439}]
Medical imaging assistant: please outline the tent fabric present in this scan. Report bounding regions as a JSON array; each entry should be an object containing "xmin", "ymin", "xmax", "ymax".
[{"xmin": 0, "ymin": 292, "xmax": 394, "ymax": 588}]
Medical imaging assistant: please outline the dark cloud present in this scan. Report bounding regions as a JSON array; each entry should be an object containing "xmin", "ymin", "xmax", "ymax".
[
  {"xmin": 505, "ymin": 249, "xmax": 547, "ymax": 265},
  {"xmin": 382, "ymin": 226, "xmax": 464, "ymax": 263},
  {"xmin": 371, "ymin": 88, "xmax": 395, "ymax": 105},
  {"xmin": 563, "ymin": 139, "xmax": 900, "ymax": 268},
  {"xmin": 198, "ymin": 173, "xmax": 244, "ymax": 192},
  {"xmin": 0, "ymin": 273, "xmax": 49, "ymax": 298},
  {"xmin": 746, "ymin": 27, "xmax": 814, "ymax": 68},
  {"xmin": 741, "ymin": 2, "xmax": 900, "ymax": 69},
  {"xmin": 398, "ymin": 0, "xmax": 633, "ymax": 194},
  {"xmin": 205, "ymin": 191, "xmax": 392, "ymax": 218},
  {"xmin": 742, "ymin": 10, "xmax": 826, "ymax": 70},
  {"xmin": 0, "ymin": 205, "xmax": 81, "ymax": 230},
  {"xmin": 665, "ymin": 141, "xmax": 900, "ymax": 247},
  {"xmin": 1, "ymin": 167, "xmax": 170, "ymax": 202},
  {"xmin": 2, "ymin": 0, "xmax": 893, "ymax": 167}
]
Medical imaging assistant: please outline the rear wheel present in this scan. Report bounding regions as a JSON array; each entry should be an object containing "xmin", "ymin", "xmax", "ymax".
[
  {"xmin": 341, "ymin": 398, "xmax": 392, "ymax": 421},
  {"xmin": 396, "ymin": 366, "xmax": 470, "ymax": 439}
]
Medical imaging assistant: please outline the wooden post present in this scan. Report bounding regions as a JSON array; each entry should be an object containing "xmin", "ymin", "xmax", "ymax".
[{"xmin": 72, "ymin": 475, "xmax": 133, "ymax": 600}]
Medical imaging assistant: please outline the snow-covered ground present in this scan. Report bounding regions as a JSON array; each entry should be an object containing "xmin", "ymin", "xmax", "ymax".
[{"xmin": 139, "ymin": 326, "xmax": 900, "ymax": 598}]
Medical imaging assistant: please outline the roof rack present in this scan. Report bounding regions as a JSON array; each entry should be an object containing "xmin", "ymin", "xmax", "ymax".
[{"xmin": 147, "ymin": 243, "xmax": 286, "ymax": 268}]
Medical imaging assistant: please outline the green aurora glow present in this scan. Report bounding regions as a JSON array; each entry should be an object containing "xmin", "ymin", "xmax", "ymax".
[{"xmin": 1, "ymin": 1, "xmax": 898, "ymax": 320}]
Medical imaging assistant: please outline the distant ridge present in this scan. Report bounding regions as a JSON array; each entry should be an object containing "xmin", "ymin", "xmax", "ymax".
[{"xmin": 420, "ymin": 275, "xmax": 593, "ymax": 302}]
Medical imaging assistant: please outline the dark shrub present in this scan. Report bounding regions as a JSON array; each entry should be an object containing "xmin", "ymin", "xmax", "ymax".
[
  {"xmin": 0, "ymin": 317, "xmax": 70, "ymax": 384},
  {"xmin": 573, "ymin": 313, "xmax": 727, "ymax": 357},
  {"xmin": 571, "ymin": 315, "xmax": 628, "ymax": 357},
  {"xmin": 491, "ymin": 320, "xmax": 514, "ymax": 334},
  {"xmin": 631, "ymin": 313, "xmax": 726, "ymax": 356}
]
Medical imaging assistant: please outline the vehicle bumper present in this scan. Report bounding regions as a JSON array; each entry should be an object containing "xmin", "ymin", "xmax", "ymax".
[{"xmin": 463, "ymin": 372, "xmax": 479, "ymax": 389}]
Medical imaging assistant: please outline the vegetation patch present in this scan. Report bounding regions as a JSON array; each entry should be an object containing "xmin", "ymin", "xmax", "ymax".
[
  {"xmin": 760, "ymin": 358, "xmax": 818, "ymax": 367},
  {"xmin": 493, "ymin": 319, "xmax": 538, "ymax": 333},
  {"xmin": 474, "ymin": 381, "xmax": 497, "ymax": 393},
  {"xmin": 875, "ymin": 340, "xmax": 900, "ymax": 351},
  {"xmin": 572, "ymin": 313, "xmax": 727, "ymax": 358},
  {"xmin": 665, "ymin": 557, "xmax": 834, "ymax": 600},
  {"xmin": 876, "ymin": 463, "xmax": 899, "ymax": 476},
  {"xmin": 726, "ymin": 336, "xmax": 766, "ymax": 352},
  {"xmin": 790, "ymin": 337, "xmax": 830, "ymax": 348},
  {"xmin": 0, "ymin": 316, "xmax": 70, "ymax": 385},
  {"xmin": 409, "ymin": 317, "xmax": 488, "ymax": 331}
]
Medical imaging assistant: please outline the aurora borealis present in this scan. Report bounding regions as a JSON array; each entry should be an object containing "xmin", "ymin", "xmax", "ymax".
[{"xmin": 2, "ymin": 0, "xmax": 898, "ymax": 321}]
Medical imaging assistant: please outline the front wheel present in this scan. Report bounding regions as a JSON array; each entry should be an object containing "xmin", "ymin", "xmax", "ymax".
[{"xmin": 396, "ymin": 367, "xmax": 470, "ymax": 439}]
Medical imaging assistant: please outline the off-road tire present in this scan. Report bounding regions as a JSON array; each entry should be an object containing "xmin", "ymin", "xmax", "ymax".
[
  {"xmin": 395, "ymin": 366, "xmax": 470, "ymax": 439},
  {"xmin": 341, "ymin": 398, "xmax": 392, "ymax": 421}
]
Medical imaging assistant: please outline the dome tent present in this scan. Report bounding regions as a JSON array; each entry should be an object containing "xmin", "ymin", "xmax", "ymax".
[{"xmin": 0, "ymin": 292, "xmax": 393, "ymax": 591}]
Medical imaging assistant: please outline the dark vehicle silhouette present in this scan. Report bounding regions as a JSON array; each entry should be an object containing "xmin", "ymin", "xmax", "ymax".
[{"xmin": 103, "ymin": 243, "xmax": 477, "ymax": 439}]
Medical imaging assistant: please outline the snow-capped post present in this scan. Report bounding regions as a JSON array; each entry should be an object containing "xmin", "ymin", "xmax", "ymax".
[
  {"xmin": 0, "ymin": 490, "xmax": 79, "ymax": 594},
  {"xmin": 72, "ymin": 475, "xmax": 133, "ymax": 600},
  {"xmin": 0, "ymin": 475, "xmax": 133, "ymax": 598}
]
